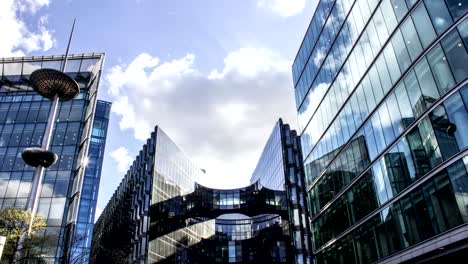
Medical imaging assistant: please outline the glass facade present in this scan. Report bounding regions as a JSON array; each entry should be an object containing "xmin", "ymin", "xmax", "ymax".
[
  {"xmin": 208, "ymin": 214, "xmax": 289, "ymax": 263},
  {"xmin": 0, "ymin": 53, "xmax": 108, "ymax": 263},
  {"xmin": 250, "ymin": 119, "xmax": 312, "ymax": 264},
  {"xmin": 69, "ymin": 100, "xmax": 111, "ymax": 264},
  {"xmin": 90, "ymin": 126, "xmax": 209, "ymax": 264},
  {"xmin": 292, "ymin": 0, "xmax": 468, "ymax": 263},
  {"xmin": 91, "ymin": 120, "xmax": 311, "ymax": 263}
]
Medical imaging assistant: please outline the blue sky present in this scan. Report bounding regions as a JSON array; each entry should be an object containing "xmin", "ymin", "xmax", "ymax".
[{"xmin": 0, "ymin": 0, "xmax": 318, "ymax": 217}]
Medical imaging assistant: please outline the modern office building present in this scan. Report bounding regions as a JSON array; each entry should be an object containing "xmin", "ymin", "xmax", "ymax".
[
  {"xmin": 250, "ymin": 118, "xmax": 312, "ymax": 263},
  {"xmin": 0, "ymin": 53, "xmax": 110, "ymax": 263},
  {"xmin": 292, "ymin": 0, "xmax": 468, "ymax": 263},
  {"xmin": 91, "ymin": 120, "xmax": 310, "ymax": 263},
  {"xmin": 90, "ymin": 126, "xmax": 207, "ymax": 264}
]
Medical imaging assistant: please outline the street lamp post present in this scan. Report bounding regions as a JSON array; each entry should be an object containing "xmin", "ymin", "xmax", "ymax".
[{"xmin": 15, "ymin": 19, "xmax": 79, "ymax": 262}]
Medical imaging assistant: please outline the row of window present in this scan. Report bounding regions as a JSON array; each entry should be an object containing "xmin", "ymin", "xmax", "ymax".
[
  {"xmin": 300, "ymin": 0, "xmax": 465, "ymax": 164},
  {"xmin": 0, "ymin": 122, "xmax": 83, "ymax": 148},
  {"xmin": 304, "ymin": 6, "xmax": 468, "ymax": 192},
  {"xmin": 300, "ymin": 0, "xmax": 468, "ymax": 135},
  {"xmin": 311, "ymin": 83, "xmax": 468, "ymax": 249},
  {"xmin": 307, "ymin": 20, "xmax": 468, "ymax": 218},
  {"xmin": 295, "ymin": 0, "xmax": 357, "ymax": 101},
  {"xmin": 148, "ymin": 221, "xmax": 216, "ymax": 261},
  {"xmin": 215, "ymin": 215, "xmax": 282, "ymax": 241},
  {"xmin": 293, "ymin": 0, "xmax": 337, "ymax": 85},
  {"xmin": 0, "ymin": 144, "xmax": 78, "ymax": 172},
  {"xmin": 0, "ymin": 91, "xmax": 87, "ymax": 103},
  {"xmin": 0, "ymin": 99, "xmax": 86, "ymax": 125},
  {"xmin": 299, "ymin": 0, "xmax": 417, "ymax": 151},
  {"xmin": 295, "ymin": 0, "xmax": 384, "ymax": 111},
  {"xmin": 0, "ymin": 57, "xmax": 99, "ymax": 81},
  {"xmin": 316, "ymin": 155, "xmax": 468, "ymax": 263}
]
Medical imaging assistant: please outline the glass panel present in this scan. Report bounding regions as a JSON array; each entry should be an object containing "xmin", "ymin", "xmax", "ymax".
[
  {"xmin": 384, "ymin": 44, "xmax": 401, "ymax": 84},
  {"xmin": 80, "ymin": 59, "xmax": 99, "ymax": 72},
  {"xmin": 444, "ymin": 92, "xmax": 468, "ymax": 149},
  {"xmin": 65, "ymin": 59, "xmax": 81, "ymax": 73},
  {"xmin": 390, "ymin": 0, "xmax": 408, "ymax": 21},
  {"xmin": 418, "ymin": 117, "xmax": 443, "ymax": 168},
  {"xmin": 429, "ymin": 106, "xmax": 459, "ymax": 159},
  {"xmin": 458, "ymin": 19, "xmax": 468, "ymax": 47},
  {"xmin": 22, "ymin": 61, "xmax": 42, "ymax": 75},
  {"xmin": 412, "ymin": 4, "xmax": 437, "ymax": 48},
  {"xmin": 424, "ymin": 0, "xmax": 453, "ymax": 34},
  {"xmin": 392, "ymin": 30, "xmax": 412, "ymax": 71},
  {"xmin": 42, "ymin": 60, "xmax": 62, "ymax": 70},
  {"xmin": 408, "ymin": 128, "xmax": 431, "ymax": 179},
  {"xmin": 448, "ymin": 159, "xmax": 468, "ymax": 222},
  {"xmin": 414, "ymin": 58, "xmax": 439, "ymax": 110},
  {"xmin": 444, "ymin": 0, "xmax": 468, "ymax": 19},
  {"xmin": 3, "ymin": 63, "xmax": 22, "ymax": 80},
  {"xmin": 441, "ymin": 30, "xmax": 468, "ymax": 82},
  {"xmin": 427, "ymin": 45, "xmax": 456, "ymax": 94},
  {"xmin": 381, "ymin": 0, "xmax": 398, "ymax": 32},
  {"xmin": 400, "ymin": 18, "xmax": 423, "ymax": 61}
]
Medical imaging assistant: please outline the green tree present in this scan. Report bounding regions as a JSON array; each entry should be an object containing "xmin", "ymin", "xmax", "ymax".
[{"xmin": 0, "ymin": 208, "xmax": 47, "ymax": 264}]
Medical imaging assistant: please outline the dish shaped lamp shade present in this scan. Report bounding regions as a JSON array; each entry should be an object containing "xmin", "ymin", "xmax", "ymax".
[
  {"xmin": 22, "ymin": 147, "xmax": 58, "ymax": 168},
  {"xmin": 29, "ymin": 68, "xmax": 80, "ymax": 101}
]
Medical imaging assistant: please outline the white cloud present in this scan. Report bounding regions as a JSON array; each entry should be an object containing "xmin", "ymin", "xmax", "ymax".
[
  {"xmin": 257, "ymin": 0, "xmax": 306, "ymax": 18},
  {"xmin": 0, "ymin": 0, "xmax": 55, "ymax": 57},
  {"xmin": 110, "ymin": 146, "xmax": 133, "ymax": 173},
  {"xmin": 106, "ymin": 47, "xmax": 297, "ymax": 188},
  {"xmin": 208, "ymin": 47, "xmax": 289, "ymax": 79}
]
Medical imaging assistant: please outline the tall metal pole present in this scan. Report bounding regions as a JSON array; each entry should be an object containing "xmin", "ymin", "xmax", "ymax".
[
  {"xmin": 15, "ymin": 20, "xmax": 76, "ymax": 262},
  {"xmin": 25, "ymin": 18, "xmax": 76, "ymax": 235}
]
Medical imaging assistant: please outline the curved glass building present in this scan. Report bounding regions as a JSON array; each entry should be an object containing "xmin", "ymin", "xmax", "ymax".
[
  {"xmin": 90, "ymin": 120, "xmax": 311, "ymax": 263},
  {"xmin": 292, "ymin": 0, "xmax": 468, "ymax": 263}
]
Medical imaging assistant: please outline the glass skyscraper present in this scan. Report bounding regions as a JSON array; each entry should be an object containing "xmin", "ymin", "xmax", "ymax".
[
  {"xmin": 292, "ymin": 0, "xmax": 468, "ymax": 263},
  {"xmin": 0, "ymin": 53, "xmax": 110, "ymax": 263}
]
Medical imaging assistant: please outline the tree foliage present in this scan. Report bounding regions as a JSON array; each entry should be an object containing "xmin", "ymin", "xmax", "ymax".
[
  {"xmin": 0, "ymin": 208, "xmax": 47, "ymax": 264},
  {"xmin": 0, "ymin": 208, "xmax": 46, "ymax": 239}
]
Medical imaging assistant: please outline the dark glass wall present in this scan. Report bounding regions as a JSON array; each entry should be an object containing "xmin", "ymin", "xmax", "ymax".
[
  {"xmin": 91, "ymin": 120, "xmax": 311, "ymax": 263},
  {"xmin": 90, "ymin": 126, "xmax": 208, "ymax": 264},
  {"xmin": 293, "ymin": 0, "xmax": 468, "ymax": 262},
  {"xmin": 250, "ymin": 119, "xmax": 312, "ymax": 264}
]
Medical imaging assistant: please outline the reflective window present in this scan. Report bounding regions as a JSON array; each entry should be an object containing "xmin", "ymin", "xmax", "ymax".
[
  {"xmin": 427, "ymin": 45, "xmax": 456, "ymax": 94},
  {"xmin": 444, "ymin": 92, "xmax": 468, "ymax": 149},
  {"xmin": 414, "ymin": 58, "xmax": 440, "ymax": 106},
  {"xmin": 424, "ymin": 0, "xmax": 453, "ymax": 34},
  {"xmin": 22, "ymin": 61, "xmax": 42, "ymax": 75},
  {"xmin": 391, "ymin": 30, "xmax": 412, "ymax": 71},
  {"xmin": 381, "ymin": 0, "xmax": 398, "ymax": 32},
  {"xmin": 400, "ymin": 17, "xmax": 423, "ymax": 61},
  {"xmin": 412, "ymin": 4, "xmax": 437, "ymax": 48},
  {"xmin": 445, "ymin": 0, "xmax": 468, "ymax": 19},
  {"xmin": 441, "ymin": 30, "xmax": 468, "ymax": 82},
  {"xmin": 42, "ymin": 60, "xmax": 62, "ymax": 70},
  {"xmin": 459, "ymin": 19, "xmax": 468, "ymax": 46},
  {"xmin": 3, "ymin": 63, "xmax": 22, "ymax": 76},
  {"xmin": 391, "ymin": 0, "xmax": 408, "ymax": 21}
]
